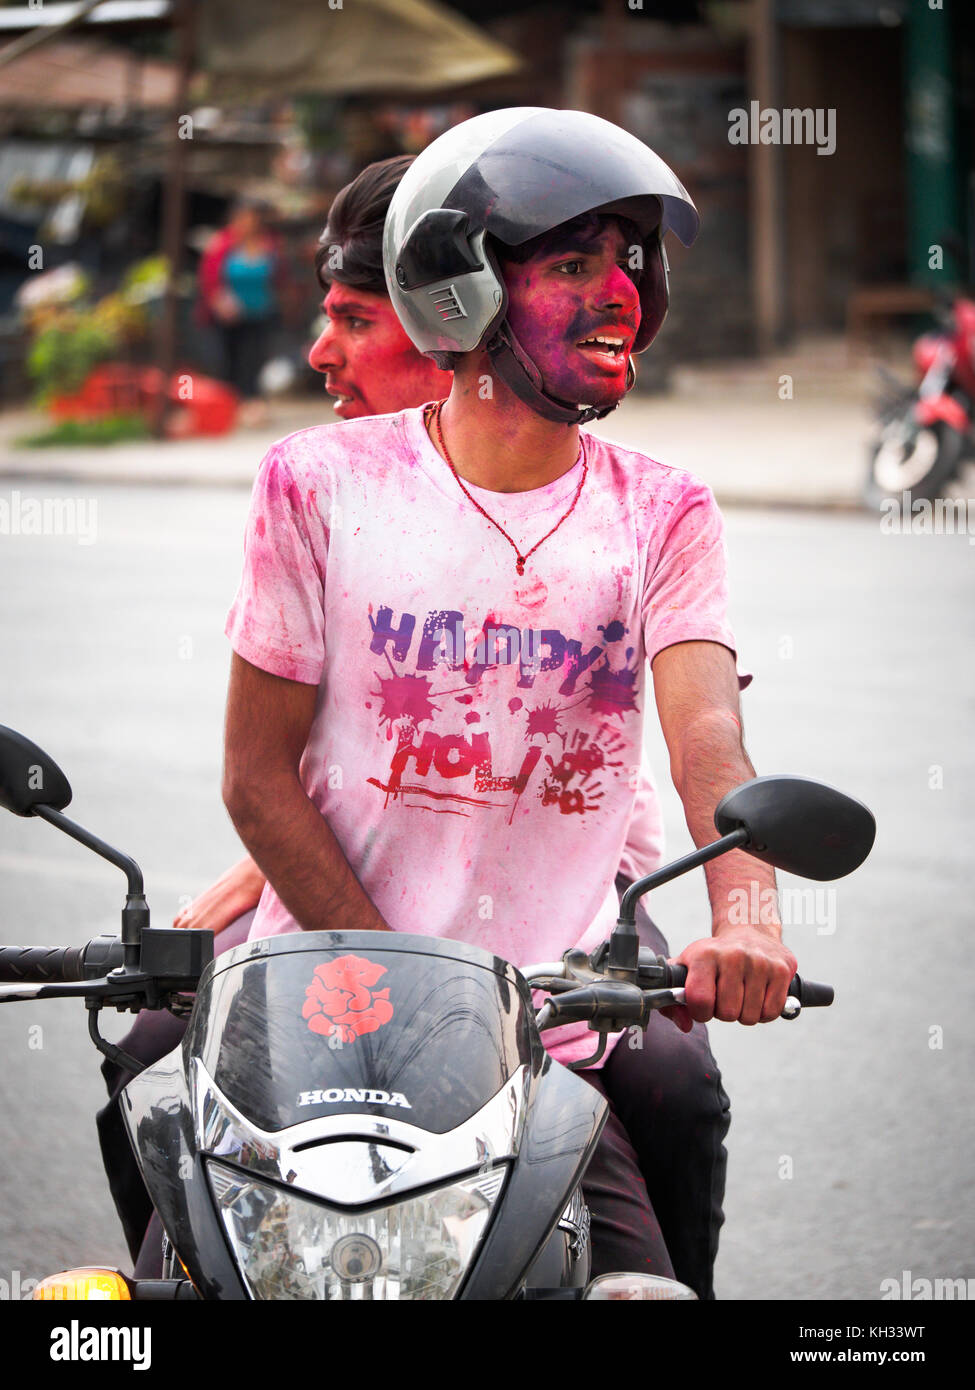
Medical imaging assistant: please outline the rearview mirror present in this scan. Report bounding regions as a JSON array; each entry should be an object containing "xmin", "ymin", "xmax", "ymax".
[
  {"xmin": 714, "ymin": 775, "xmax": 875, "ymax": 881},
  {"xmin": 0, "ymin": 726, "xmax": 72, "ymax": 817}
]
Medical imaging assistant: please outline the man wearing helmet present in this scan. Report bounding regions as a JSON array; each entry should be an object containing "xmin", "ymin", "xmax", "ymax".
[{"xmin": 223, "ymin": 110, "xmax": 796, "ymax": 1290}]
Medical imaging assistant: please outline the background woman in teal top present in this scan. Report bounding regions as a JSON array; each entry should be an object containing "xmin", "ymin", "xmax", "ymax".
[{"xmin": 198, "ymin": 196, "xmax": 282, "ymax": 425}]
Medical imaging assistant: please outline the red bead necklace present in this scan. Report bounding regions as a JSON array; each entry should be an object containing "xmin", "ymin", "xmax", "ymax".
[{"xmin": 424, "ymin": 399, "xmax": 587, "ymax": 576}]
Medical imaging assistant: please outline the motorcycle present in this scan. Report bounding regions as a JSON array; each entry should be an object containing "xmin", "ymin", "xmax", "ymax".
[
  {"xmin": 0, "ymin": 723, "xmax": 875, "ymax": 1301},
  {"xmin": 864, "ymin": 289, "xmax": 975, "ymax": 509}
]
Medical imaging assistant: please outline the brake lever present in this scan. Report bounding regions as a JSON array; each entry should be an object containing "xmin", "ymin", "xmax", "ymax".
[
  {"xmin": 0, "ymin": 972, "xmax": 153, "ymax": 1005},
  {"xmin": 642, "ymin": 987, "xmax": 805, "ymax": 1020}
]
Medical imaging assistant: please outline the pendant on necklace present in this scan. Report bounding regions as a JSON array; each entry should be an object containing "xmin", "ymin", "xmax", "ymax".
[
  {"xmin": 514, "ymin": 575, "xmax": 548, "ymax": 609},
  {"xmin": 516, "ymin": 557, "xmax": 526, "ymax": 576}
]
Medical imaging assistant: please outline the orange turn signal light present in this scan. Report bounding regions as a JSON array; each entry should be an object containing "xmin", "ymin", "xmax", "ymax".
[{"xmin": 32, "ymin": 1267, "xmax": 132, "ymax": 1301}]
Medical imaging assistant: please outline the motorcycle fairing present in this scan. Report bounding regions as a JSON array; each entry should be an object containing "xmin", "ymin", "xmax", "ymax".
[
  {"xmin": 189, "ymin": 1054, "xmax": 533, "ymax": 1204},
  {"xmin": 462, "ymin": 1055, "xmax": 605, "ymax": 1299},
  {"xmin": 119, "ymin": 1050, "xmax": 249, "ymax": 1300},
  {"xmin": 122, "ymin": 1046, "xmax": 605, "ymax": 1300},
  {"xmin": 120, "ymin": 933, "xmax": 609, "ymax": 1299},
  {"xmin": 182, "ymin": 931, "xmax": 546, "ymax": 1136}
]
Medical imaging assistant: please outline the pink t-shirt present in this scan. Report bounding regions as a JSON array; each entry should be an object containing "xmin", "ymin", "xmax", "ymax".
[
  {"xmin": 618, "ymin": 775, "xmax": 664, "ymax": 885},
  {"xmin": 225, "ymin": 406, "xmax": 748, "ymax": 1066}
]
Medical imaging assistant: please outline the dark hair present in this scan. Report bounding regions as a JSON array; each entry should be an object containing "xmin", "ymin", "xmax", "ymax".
[
  {"xmin": 314, "ymin": 155, "xmax": 414, "ymax": 295},
  {"xmin": 230, "ymin": 194, "xmax": 273, "ymax": 223},
  {"xmin": 492, "ymin": 211, "xmax": 644, "ymax": 276}
]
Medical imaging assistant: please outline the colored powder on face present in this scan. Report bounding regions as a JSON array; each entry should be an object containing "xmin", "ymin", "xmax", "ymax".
[{"xmin": 501, "ymin": 220, "xmax": 641, "ymax": 409}]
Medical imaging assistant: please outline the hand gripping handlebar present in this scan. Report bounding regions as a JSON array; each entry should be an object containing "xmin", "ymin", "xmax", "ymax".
[{"xmin": 657, "ymin": 962, "xmax": 833, "ymax": 1009}]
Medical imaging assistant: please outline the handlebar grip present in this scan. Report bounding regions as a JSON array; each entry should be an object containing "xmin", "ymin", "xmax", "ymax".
[
  {"xmin": 661, "ymin": 963, "xmax": 833, "ymax": 1007},
  {"xmin": 792, "ymin": 975, "xmax": 833, "ymax": 1008},
  {"xmin": 0, "ymin": 944, "xmax": 86, "ymax": 983}
]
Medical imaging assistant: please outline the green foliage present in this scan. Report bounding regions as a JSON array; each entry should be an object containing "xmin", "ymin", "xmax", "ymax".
[
  {"xmin": 26, "ymin": 314, "xmax": 121, "ymax": 404},
  {"xmin": 122, "ymin": 256, "xmax": 169, "ymax": 304},
  {"xmin": 14, "ymin": 415, "xmax": 151, "ymax": 448},
  {"xmin": 22, "ymin": 254, "xmax": 165, "ymax": 406}
]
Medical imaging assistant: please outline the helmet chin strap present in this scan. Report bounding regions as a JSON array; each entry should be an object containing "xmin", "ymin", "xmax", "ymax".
[{"xmin": 486, "ymin": 322, "xmax": 634, "ymax": 426}]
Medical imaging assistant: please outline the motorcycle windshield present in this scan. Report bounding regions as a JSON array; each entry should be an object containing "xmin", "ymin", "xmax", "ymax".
[{"xmin": 186, "ymin": 933, "xmax": 537, "ymax": 1135}]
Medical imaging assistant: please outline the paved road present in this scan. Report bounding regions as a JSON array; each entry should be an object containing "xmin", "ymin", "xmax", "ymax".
[
  {"xmin": 0, "ymin": 481, "xmax": 972, "ymax": 1298},
  {"xmin": 0, "ymin": 379, "xmax": 881, "ymax": 509}
]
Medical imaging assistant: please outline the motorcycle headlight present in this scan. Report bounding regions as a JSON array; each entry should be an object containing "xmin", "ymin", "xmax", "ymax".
[
  {"xmin": 207, "ymin": 1159, "xmax": 505, "ymax": 1300},
  {"xmin": 584, "ymin": 1273, "xmax": 698, "ymax": 1300}
]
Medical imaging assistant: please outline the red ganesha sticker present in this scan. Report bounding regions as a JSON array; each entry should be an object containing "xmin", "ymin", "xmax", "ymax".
[{"xmin": 302, "ymin": 954, "xmax": 394, "ymax": 1044}]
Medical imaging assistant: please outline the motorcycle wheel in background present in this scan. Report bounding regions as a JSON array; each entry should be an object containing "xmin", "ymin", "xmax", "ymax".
[{"xmin": 863, "ymin": 407, "xmax": 965, "ymax": 510}]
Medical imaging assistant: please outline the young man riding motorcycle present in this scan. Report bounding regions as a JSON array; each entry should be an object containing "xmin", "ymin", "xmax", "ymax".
[
  {"xmin": 220, "ymin": 109, "xmax": 796, "ymax": 1293},
  {"xmin": 98, "ymin": 151, "xmax": 688, "ymax": 1285},
  {"xmin": 171, "ymin": 154, "xmax": 726, "ymax": 1298},
  {"xmin": 104, "ymin": 127, "xmax": 761, "ymax": 1293},
  {"xmin": 100, "ymin": 153, "xmax": 706, "ymax": 1288}
]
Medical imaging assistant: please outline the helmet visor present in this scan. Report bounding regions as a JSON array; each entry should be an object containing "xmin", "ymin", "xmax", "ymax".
[{"xmin": 441, "ymin": 107, "xmax": 698, "ymax": 249}]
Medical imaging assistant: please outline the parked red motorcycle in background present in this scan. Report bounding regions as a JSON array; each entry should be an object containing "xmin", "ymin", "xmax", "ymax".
[{"xmin": 864, "ymin": 289, "xmax": 975, "ymax": 509}]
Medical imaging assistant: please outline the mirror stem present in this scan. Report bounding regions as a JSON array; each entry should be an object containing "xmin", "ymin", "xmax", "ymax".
[
  {"xmin": 617, "ymin": 827, "xmax": 750, "ymax": 925},
  {"xmin": 32, "ymin": 805, "xmax": 147, "ymax": 969},
  {"xmin": 33, "ymin": 805, "xmax": 144, "ymax": 894}
]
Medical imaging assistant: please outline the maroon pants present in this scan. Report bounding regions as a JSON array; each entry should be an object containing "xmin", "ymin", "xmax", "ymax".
[{"xmin": 577, "ymin": 877, "xmax": 730, "ymax": 1299}]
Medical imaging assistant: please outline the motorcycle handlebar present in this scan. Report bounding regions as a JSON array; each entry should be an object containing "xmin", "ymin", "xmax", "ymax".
[
  {"xmin": 791, "ymin": 976, "xmax": 834, "ymax": 1008},
  {"xmin": 658, "ymin": 962, "xmax": 833, "ymax": 1008},
  {"xmin": 0, "ymin": 944, "xmax": 87, "ymax": 983},
  {"xmin": 0, "ymin": 937, "xmax": 125, "ymax": 985}
]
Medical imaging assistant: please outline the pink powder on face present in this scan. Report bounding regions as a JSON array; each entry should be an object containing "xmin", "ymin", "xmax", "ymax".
[
  {"xmin": 310, "ymin": 284, "xmax": 451, "ymax": 420},
  {"xmin": 503, "ymin": 220, "xmax": 641, "ymax": 410}
]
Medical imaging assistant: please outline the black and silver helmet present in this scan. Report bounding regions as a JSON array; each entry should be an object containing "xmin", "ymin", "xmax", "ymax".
[{"xmin": 382, "ymin": 107, "xmax": 699, "ymax": 424}]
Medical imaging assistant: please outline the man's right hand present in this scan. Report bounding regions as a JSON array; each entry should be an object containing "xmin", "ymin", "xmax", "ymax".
[{"xmin": 173, "ymin": 854, "xmax": 266, "ymax": 934}]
